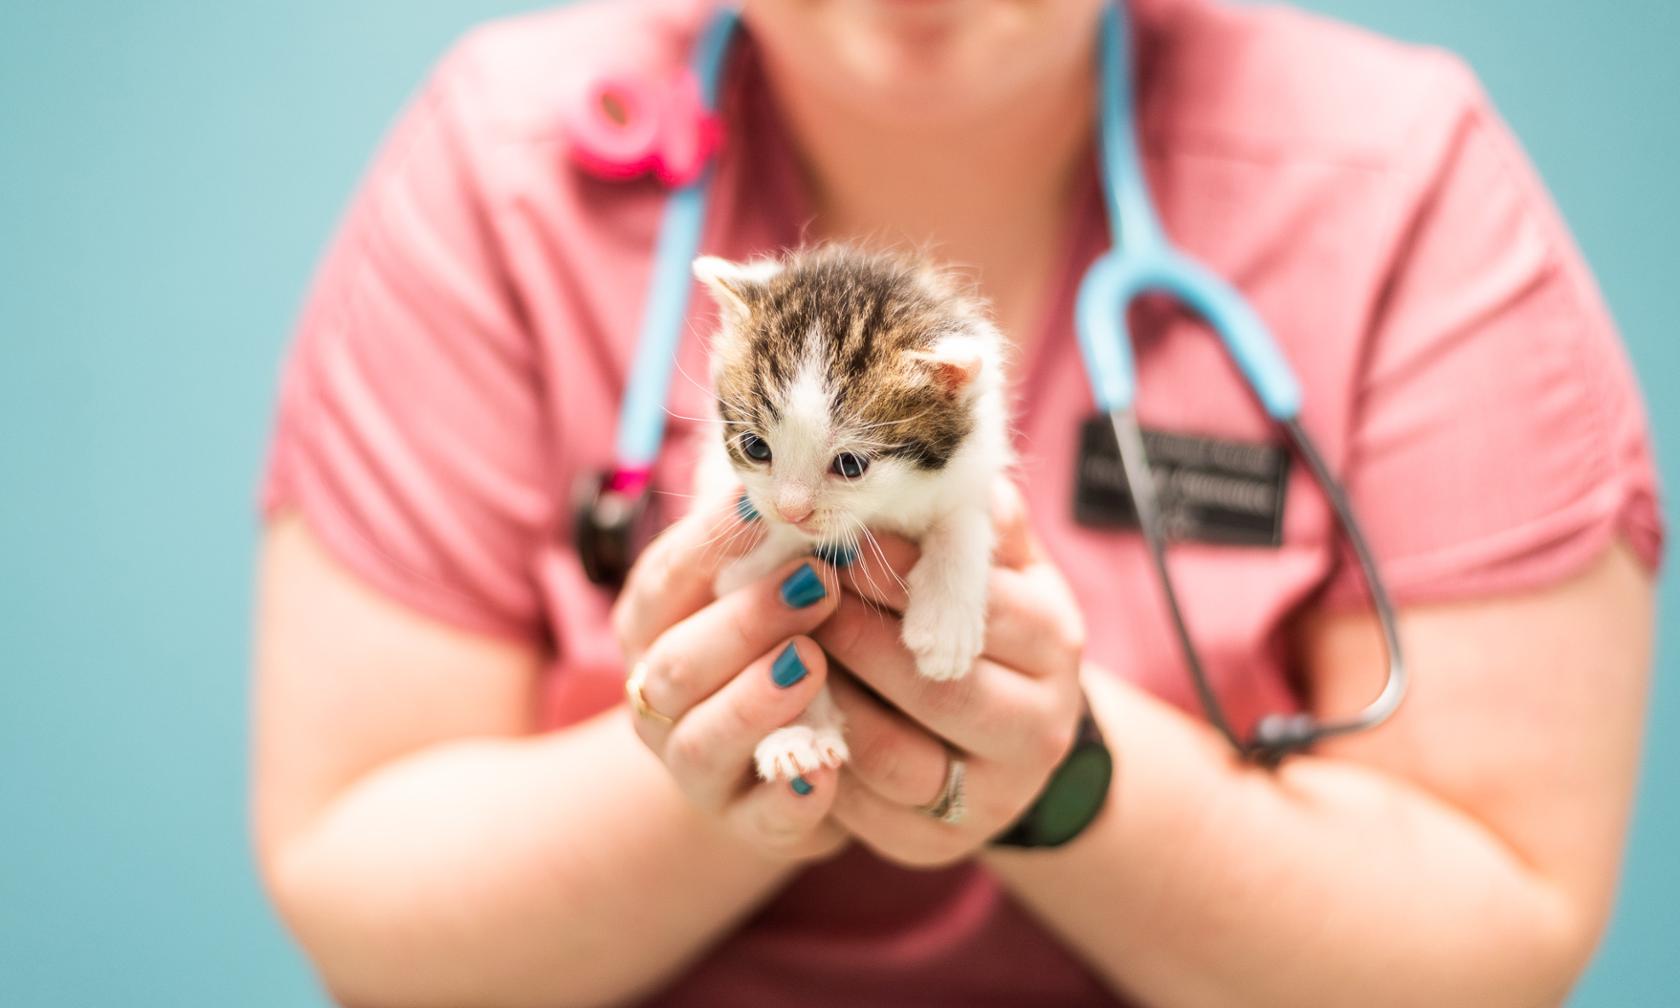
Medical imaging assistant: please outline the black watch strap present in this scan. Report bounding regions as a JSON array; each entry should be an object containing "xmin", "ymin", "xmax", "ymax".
[{"xmin": 990, "ymin": 708, "xmax": 1113, "ymax": 849}]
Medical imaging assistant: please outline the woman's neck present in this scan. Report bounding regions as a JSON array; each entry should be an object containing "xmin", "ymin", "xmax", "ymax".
[{"xmin": 758, "ymin": 45, "xmax": 1098, "ymax": 347}]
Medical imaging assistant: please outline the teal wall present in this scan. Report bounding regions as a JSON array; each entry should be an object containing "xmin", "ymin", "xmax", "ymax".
[{"xmin": 0, "ymin": 2, "xmax": 1672, "ymax": 1004}]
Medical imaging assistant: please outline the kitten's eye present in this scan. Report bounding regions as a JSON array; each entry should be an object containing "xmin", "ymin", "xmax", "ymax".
[
  {"xmin": 740, "ymin": 433, "xmax": 772, "ymax": 463},
  {"xmin": 831, "ymin": 452, "xmax": 869, "ymax": 479}
]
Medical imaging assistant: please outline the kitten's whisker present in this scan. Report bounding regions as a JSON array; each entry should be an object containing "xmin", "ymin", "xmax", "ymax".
[
  {"xmin": 660, "ymin": 410, "xmax": 727, "ymax": 425},
  {"xmin": 704, "ymin": 522, "xmax": 757, "ymax": 569},
  {"xmin": 845, "ymin": 517, "xmax": 907, "ymax": 623},
  {"xmin": 671, "ymin": 355, "xmax": 733, "ymax": 411},
  {"xmin": 852, "ymin": 538, "xmax": 886, "ymax": 630},
  {"xmin": 671, "ymin": 354, "xmax": 710, "ymax": 396},
  {"xmin": 692, "ymin": 506, "xmax": 755, "ymax": 558},
  {"xmin": 706, "ymin": 525, "xmax": 747, "ymax": 564},
  {"xmin": 669, "ymin": 355, "xmax": 763, "ymax": 426},
  {"xmin": 860, "ymin": 523, "xmax": 910, "ymax": 601},
  {"xmin": 842, "ymin": 518, "xmax": 891, "ymax": 628},
  {"xmin": 838, "ymin": 408, "xmax": 934, "ymax": 434},
  {"xmin": 691, "ymin": 515, "xmax": 738, "ymax": 555},
  {"xmin": 838, "ymin": 437, "xmax": 910, "ymax": 452}
]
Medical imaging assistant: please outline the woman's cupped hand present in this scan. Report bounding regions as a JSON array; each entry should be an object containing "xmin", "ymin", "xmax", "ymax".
[
  {"xmin": 815, "ymin": 482, "xmax": 1087, "ymax": 866},
  {"xmin": 613, "ymin": 481, "xmax": 1086, "ymax": 868}
]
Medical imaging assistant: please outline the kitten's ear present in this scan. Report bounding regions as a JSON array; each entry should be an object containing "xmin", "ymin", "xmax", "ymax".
[
  {"xmin": 693, "ymin": 256, "xmax": 779, "ymax": 323},
  {"xmin": 910, "ymin": 334, "xmax": 986, "ymax": 397}
]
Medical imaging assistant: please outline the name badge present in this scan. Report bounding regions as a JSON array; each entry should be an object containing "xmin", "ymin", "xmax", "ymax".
[{"xmin": 1073, "ymin": 415, "xmax": 1289, "ymax": 547}]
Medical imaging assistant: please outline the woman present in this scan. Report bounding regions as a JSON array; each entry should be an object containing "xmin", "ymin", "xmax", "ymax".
[{"xmin": 251, "ymin": 0, "xmax": 1663, "ymax": 1004}]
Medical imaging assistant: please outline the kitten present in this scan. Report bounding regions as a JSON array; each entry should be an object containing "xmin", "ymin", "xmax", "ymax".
[{"xmin": 692, "ymin": 246, "xmax": 1010, "ymax": 783}]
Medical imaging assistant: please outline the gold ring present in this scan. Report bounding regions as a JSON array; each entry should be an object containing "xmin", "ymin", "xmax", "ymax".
[
  {"xmin": 625, "ymin": 661, "xmax": 675, "ymax": 726},
  {"xmin": 919, "ymin": 752, "xmax": 967, "ymax": 825}
]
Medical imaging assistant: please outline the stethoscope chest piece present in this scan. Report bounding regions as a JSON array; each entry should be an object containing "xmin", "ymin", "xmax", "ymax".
[{"xmin": 574, "ymin": 470, "xmax": 657, "ymax": 588}]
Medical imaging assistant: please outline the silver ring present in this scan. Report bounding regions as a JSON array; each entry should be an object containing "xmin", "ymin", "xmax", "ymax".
[{"xmin": 919, "ymin": 753, "xmax": 967, "ymax": 825}]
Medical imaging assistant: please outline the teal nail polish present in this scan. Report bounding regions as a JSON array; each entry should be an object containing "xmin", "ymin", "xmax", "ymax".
[
  {"xmin": 813, "ymin": 542, "xmax": 857, "ymax": 568},
  {"xmin": 791, "ymin": 776, "xmax": 814, "ymax": 796},
  {"xmin": 736, "ymin": 492, "xmax": 759, "ymax": 523},
  {"xmin": 779, "ymin": 563, "xmax": 825, "ymax": 608},
  {"xmin": 771, "ymin": 643, "xmax": 807, "ymax": 688}
]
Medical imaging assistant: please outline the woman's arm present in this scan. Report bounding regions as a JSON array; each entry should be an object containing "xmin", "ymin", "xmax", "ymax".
[
  {"xmin": 981, "ymin": 542, "xmax": 1652, "ymax": 1007},
  {"xmin": 252, "ymin": 516, "xmax": 808, "ymax": 1008}
]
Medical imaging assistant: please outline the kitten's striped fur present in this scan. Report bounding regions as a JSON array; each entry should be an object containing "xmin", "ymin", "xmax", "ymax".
[{"xmin": 710, "ymin": 247, "xmax": 982, "ymax": 472}]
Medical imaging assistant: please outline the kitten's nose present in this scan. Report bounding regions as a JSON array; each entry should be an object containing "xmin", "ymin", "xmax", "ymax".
[
  {"xmin": 775, "ymin": 501, "xmax": 814, "ymax": 524},
  {"xmin": 774, "ymin": 488, "xmax": 815, "ymax": 525}
]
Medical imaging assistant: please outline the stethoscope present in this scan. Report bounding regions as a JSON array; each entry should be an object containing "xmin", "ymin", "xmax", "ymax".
[{"xmin": 571, "ymin": 3, "xmax": 1406, "ymax": 765}]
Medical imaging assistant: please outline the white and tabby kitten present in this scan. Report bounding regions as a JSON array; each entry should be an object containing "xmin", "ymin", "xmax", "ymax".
[{"xmin": 692, "ymin": 246, "xmax": 1011, "ymax": 782}]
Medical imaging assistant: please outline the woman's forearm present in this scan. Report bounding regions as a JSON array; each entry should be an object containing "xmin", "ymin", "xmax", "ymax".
[
  {"xmin": 982, "ymin": 673, "xmax": 1588, "ymax": 1008},
  {"xmin": 267, "ymin": 707, "xmax": 798, "ymax": 1008}
]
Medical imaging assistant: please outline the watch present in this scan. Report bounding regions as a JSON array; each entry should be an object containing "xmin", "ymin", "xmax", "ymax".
[{"xmin": 990, "ymin": 707, "xmax": 1113, "ymax": 849}]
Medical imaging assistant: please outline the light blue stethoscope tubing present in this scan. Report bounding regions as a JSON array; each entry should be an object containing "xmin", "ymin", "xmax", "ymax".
[
  {"xmin": 607, "ymin": 2, "xmax": 1406, "ymax": 763},
  {"xmin": 1079, "ymin": 6, "xmax": 1302, "ymax": 422},
  {"xmin": 614, "ymin": 7, "xmax": 740, "ymax": 473},
  {"xmin": 1081, "ymin": 3, "xmax": 1404, "ymax": 761}
]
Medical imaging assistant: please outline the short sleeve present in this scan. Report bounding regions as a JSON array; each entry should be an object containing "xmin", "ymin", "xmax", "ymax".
[
  {"xmin": 1322, "ymin": 64, "xmax": 1663, "ymax": 607},
  {"xmin": 261, "ymin": 42, "xmax": 552, "ymax": 642}
]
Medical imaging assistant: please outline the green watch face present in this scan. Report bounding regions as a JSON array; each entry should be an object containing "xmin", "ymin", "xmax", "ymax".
[{"xmin": 1024, "ymin": 744, "xmax": 1113, "ymax": 846}]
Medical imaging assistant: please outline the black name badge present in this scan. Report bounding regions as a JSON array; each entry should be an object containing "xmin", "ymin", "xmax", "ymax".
[{"xmin": 1073, "ymin": 415, "xmax": 1289, "ymax": 547}]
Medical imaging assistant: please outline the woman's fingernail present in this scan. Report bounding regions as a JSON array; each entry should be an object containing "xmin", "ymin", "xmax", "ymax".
[
  {"xmin": 736, "ymin": 492, "xmax": 759, "ymax": 523},
  {"xmin": 813, "ymin": 542, "xmax": 857, "ymax": 568},
  {"xmin": 791, "ymin": 776, "xmax": 814, "ymax": 796},
  {"xmin": 771, "ymin": 643, "xmax": 807, "ymax": 688},
  {"xmin": 779, "ymin": 563, "xmax": 825, "ymax": 608}
]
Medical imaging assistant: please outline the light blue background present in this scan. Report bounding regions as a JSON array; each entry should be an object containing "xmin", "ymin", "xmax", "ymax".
[{"xmin": 1, "ymin": 2, "xmax": 1673, "ymax": 1004}]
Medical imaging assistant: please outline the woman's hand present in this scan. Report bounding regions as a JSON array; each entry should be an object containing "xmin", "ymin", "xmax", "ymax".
[
  {"xmin": 812, "ymin": 483, "xmax": 1087, "ymax": 867},
  {"xmin": 613, "ymin": 493, "xmax": 851, "ymax": 863}
]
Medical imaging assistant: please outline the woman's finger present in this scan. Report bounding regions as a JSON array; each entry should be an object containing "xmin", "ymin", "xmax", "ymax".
[
  {"xmin": 814, "ymin": 594, "xmax": 1057, "ymax": 759},
  {"xmin": 827, "ymin": 674, "xmax": 951, "ymax": 808},
  {"xmin": 990, "ymin": 478, "xmax": 1041, "ymax": 570},
  {"xmin": 828, "ymin": 760, "xmax": 1033, "ymax": 870},
  {"xmin": 978, "ymin": 565, "xmax": 1085, "ymax": 677},
  {"xmin": 839, "ymin": 533, "xmax": 918, "ymax": 613},
  {"xmin": 633, "ymin": 560, "xmax": 839, "ymax": 742},
  {"xmin": 830, "ymin": 772, "xmax": 963, "ymax": 867},
  {"xmin": 838, "ymin": 477, "xmax": 1036, "ymax": 612},
  {"xmin": 612, "ymin": 491, "xmax": 764, "ymax": 658},
  {"xmin": 725, "ymin": 765, "xmax": 847, "ymax": 861},
  {"xmin": 659, "ymin": 636, "xmax": 832, "ymax": 810}
]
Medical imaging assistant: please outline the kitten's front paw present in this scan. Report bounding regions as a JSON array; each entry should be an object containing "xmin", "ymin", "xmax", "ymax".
[
  {"xmin": 901, "ymin": 597, "xmax": 985, "ymax": 682},
  {"xmin": 755, "ymin": 725, "xmax": 850, "ymax": 782},
  {"xmin": 811, "ymin": 725, "xmax": 850, "ymax": 769}
]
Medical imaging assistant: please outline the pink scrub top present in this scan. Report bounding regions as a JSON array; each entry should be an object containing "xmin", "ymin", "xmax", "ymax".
[{"xmin": 261, "ymin": 0, "xmax": 1664, "ymax": 1003}]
